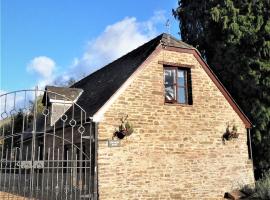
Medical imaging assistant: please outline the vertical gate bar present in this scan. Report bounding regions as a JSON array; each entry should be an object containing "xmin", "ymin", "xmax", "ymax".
[
  {"xmin": 60, "ymin": 124, "xmax": 65, "ymax": 200},
  {"xmin": 89, "ymin": 120, "xmax": 92, "ymax": 199},
  {"xmin": 51, "ymin": 92, "xmax": 57, "ymax": 199},
  {"xmin": 70, "ymin": 103, "xmax": 75, "ymax": 200},
  {"xmin": 75, "ymin": 153, "xmax": 77, "ymax": 199},
  {"xmin": 8, "ymin": 116, "xmax": 15, "ymax": 198},
  {"xmin": 84, "ymin": 159, "xmax": 86, "ymax": 197},
  {"xmin": 1, "ymin": 93, "xmax": 7, "ymax": 182},
  {"xmin": 65, "ymin": 150, "xmax": 69, "ymax": 200},
  {"xmin": 41, "ymin": 91, "xmax": 48, "ymax": 199},
  {"xmin": 4, "ymin": 149, "xmax": 8, "ymax": 194},
  {"xmin": 30, "ymin": 87, "xmax": 38, "ymax": 199},
  {"xmin": 0, "ymin": 126, "xmax": 5, "ymax": 191},
  {"xmin": 8, "ymin": 136, "xmax": 14, "ymax": 199},
  {"xmin": 0, "ymin": 92, "xmax": 8, "ymax": 190},
  {"xmin": 46, "ymin": 147, "xmax": 51, "ymax": 200},
  {"xmin": 51, "ymin": 125, "xmax": 56, "ymax": 200},
  {"xmin": 36, "ymin": 146, "xmax": 41, "ymax": 199},
  {"xmin": 8, "ymin": 148, "xmax": 11, "ymax": 200},
  {"xmin": 0, "ymin": 96, "xmax": 7, "ymax": 163},
  {"xmin": 56, "ymin": 148, "xmax": 60, "ymax": 200},
  {"xmin": 19, "ymin": 91, "xmax": 27, "ymax": 195},
  {"xmin": 8, "ymin": 115, "xmax": 15, "ymax": 192},
  {"xmin": 19, "ymin": 90, "xmax": 28, "ymax": 198},
  {"xmin": 41, "ymin": 132, "xmax": 46, "ymax": 199},
  {"xmin": 3, "ymin": 92, "xmax": 7, "ymax": 111},
  {"xmin": 79, "ymin": 110, "xmax": 83, "ymax": 199},
  {"xmin": 19, "ymin": 134, "xmax": 23, "ymax": 195},
  {"xmin": 85, "ymin": 160, "xmax": 88, "ymax": 200},
  {"xmin": 26, "ymin": 110, "xmax": 29, "ymax": 133},
  {"xmin": 23, "ymin": 146, "xmax": 29, "ymax": 200},
  {"xmin": 60, "ymin": 100, "xmax": 66, "ymax": 199},
  {"xmin": 19, "ymin": 95, "xmax": 26, "ymax": 195},
  {"xmin": 12, "ymin": 147, "xmax": 18, "ymax": 193},
  {"xmin": 94, "ymin": 122, "xmax": 98, "ymax": 200},
  {"xmin": 60, "ymin": 122, "xmax": 65, "ymax": 197}
]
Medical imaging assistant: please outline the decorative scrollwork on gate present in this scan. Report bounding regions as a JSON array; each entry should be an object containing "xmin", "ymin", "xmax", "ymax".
[{"xmin": 0, "ymin": 88, "xmax": 96, "ymax": 200}]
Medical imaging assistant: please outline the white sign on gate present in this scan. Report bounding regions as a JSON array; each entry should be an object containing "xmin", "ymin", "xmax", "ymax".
[{"xmin": 17, "ymin": 161, "xmax": 44, "ymax": 169}]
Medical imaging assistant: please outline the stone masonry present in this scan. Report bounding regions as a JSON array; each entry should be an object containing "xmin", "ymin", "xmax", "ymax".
[{"xmin": 97, "ymin": 47, "xmax": 254, "ymax": 199}]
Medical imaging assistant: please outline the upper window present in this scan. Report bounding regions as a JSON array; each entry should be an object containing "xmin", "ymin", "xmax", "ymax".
[{"xmin": 164, "ymin": 67, "xmax": 192, "ymax": 104}]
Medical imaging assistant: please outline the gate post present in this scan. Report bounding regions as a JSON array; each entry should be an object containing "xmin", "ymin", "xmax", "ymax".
[{"xmin": 93, "ymin": 122, "xmax": 99, "ymax": 200}]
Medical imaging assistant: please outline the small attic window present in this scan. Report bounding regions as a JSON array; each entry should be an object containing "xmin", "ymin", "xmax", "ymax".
[
  {"xmin": 42, "ymin": 86, "xmax": 83, "ymax": 125},
  {"xmin": 164, "ymin": 66, "xmax": 192, "ymax": 105}
]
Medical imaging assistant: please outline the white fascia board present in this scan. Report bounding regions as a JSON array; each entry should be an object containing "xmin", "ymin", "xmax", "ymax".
[
  {"xmin": 49, "ymin": 99, "xmax": 73, "ymax": 104},
  {"xmin": 51, "ymin": 102, "xmax": 73, "ymax": 106},
  {"xmin": 49, "ymin": 90, "xmax": 83, "ymax": 104}
]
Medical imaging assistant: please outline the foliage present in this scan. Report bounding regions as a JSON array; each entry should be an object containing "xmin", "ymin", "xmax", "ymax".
[
  {"xmin": 113, "ymin": 115, "xmax": 134, "ymax": 139},
  {"xmin": 0, "ymin": 110, "xmax": 30, "ymax": 156},
  {"xmin": 241, "ymin": 170, "xmax": 270, "ymax": 199},
  {"xmin": 29, "ymin": 95, "xmax": 44, "ymax": 114},
  {"xmin": 0, "ymin": 95, "xmax": 44, "ymax": 153},
  {"xmin": 173, "ymin": 0, "xmax": 270, "ymax": 173},
  {"xmin": 53, "ymin": 77, "xmax": 77, "ymax": 87},
  {"xmin": 253, "ymin": 170, "xmax": 270, "ymax": 199},
  {"xmin": 0, "ymin": 110, "xmax": 29, "ymax": 137},
  {"xmin": 222, "ymin": 124, "xmax": 239, "ymax": 142}
]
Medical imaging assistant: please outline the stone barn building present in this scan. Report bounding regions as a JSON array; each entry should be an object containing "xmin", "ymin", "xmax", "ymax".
[{"xmin": 44, "ymin": 33, "xmax": 254, "ymax": 199}]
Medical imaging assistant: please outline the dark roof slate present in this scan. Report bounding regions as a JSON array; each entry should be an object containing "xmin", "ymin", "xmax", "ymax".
[
  {"xmin": 45, "ymin": 86, "xmax": 83, "ymax": 101},
  {"xmin": 161, "ymin": 33, "xmax": 195, "ymax": 49}
]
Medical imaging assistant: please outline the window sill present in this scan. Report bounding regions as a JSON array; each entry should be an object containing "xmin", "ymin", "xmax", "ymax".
[{"xmin": 164, "ymin": 102, "xmax": 193, "ymax": 107}]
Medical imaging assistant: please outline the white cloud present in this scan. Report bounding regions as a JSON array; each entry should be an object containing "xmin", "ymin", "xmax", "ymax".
[
  {"xmin": 26, "ymin": 56, "xmax": 57, "ymax": 89},
  {"xmin": 64, "ymin": 10, "xmax": 166, "ymax": 80},
  {"xmin": 26, "ymin": 11, "xmax": 166, "ymax": 88},
  {"xmin": 27, "ymin": 56, "xmax": 56, "ymax": 78},
  {"xmin": 1, "ymin": 11, "xmax": 167, "ymax": 117}
]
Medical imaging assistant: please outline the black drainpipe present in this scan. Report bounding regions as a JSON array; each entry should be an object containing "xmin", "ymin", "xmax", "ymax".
[{"xmin": 247, "ymin": 128, "xmax": 253, "ymax": 160}]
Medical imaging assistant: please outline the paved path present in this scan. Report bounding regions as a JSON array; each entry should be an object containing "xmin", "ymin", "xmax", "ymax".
[{"xmin": 0, "ymin": 192, "xmax": 28, "ymax": 199}]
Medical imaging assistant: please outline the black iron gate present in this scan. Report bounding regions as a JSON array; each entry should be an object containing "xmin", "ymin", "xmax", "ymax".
[{"xmin": 0, "ymin": 88, "xmax": 97, "ymax": 199}]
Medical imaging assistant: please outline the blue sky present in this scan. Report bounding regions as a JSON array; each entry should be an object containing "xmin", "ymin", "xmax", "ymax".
[{"xmin": 1, "ymin": 0, "xmax": 180, "ymax": 92}]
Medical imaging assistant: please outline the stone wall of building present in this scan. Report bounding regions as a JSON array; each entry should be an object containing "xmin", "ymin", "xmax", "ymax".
[{"xmin": 97, "ymin": 48, "xmax": 254, "ymax": 199}]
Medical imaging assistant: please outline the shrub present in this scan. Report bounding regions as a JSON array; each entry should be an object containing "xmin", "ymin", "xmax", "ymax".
[
  {"xmin": 241, "ymin": 170, "xmax": 270, "ymax": 199},
  {"xmin": 252, "ymin": 170, "xmax": 270, "ymax": 199}
]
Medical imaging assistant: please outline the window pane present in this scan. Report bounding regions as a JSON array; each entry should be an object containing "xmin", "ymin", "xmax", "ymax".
[
  {"xmin": 165, "ymin": 85, "xmax": 176, "ymax": 101},
  {"xmin": 177, "ymin": 70, "xmax": 185, "ymax": 86},
  {"xmin": 177, "ymin": 87, "xmax": 186, "ymax": 103},
  {"xmin": 164, "ymin": 69, "xmax": 175, "ymax": 85}
]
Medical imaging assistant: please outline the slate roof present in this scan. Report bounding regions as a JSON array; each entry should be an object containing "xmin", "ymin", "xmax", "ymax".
[
  {"xmin": 70, "ymin": 33, "xmax": 194, "ymax": 117},
  {"xmin": 44, "ymin": 86, "xmax": 83, "ymax": 102}
]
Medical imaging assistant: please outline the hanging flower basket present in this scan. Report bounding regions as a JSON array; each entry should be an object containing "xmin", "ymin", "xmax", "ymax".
[
  {"xmin": 113, "ymin": 115, "xmax": 134, "ymax": 140},
  {"xmin": 222, "ymin": 124, "xmax": 239, "ymax": 142}
]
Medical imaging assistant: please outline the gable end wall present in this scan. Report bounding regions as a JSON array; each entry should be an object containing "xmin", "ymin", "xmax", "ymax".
[{"xmin": 97, "ymin": 49, "xmax": 254, "ymax": 199}]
